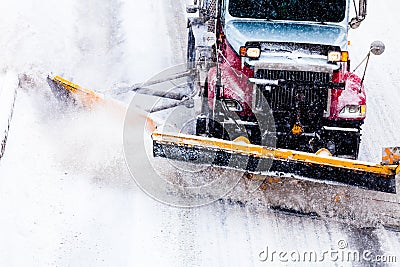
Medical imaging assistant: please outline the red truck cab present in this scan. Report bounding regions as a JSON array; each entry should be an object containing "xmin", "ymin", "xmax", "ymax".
[{"xmin": 188, "ymin": 0, "xmax": 379, "ymax": 159}]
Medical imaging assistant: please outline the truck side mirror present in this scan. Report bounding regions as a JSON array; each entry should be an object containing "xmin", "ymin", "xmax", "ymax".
[
  {"xmin": 349, "ymin": 0, "xmax": 367, "ymax": 29},
  {"xmin": 357, "ymin": 41, "xmax": 385, "ymax": 87},
  {"xmin": 370, "ymin": 41, "xmax": 385, "ymax": 56},
  {"xmin": 349, "ymin": 17, "xmax": 363, "ymax": 29}
]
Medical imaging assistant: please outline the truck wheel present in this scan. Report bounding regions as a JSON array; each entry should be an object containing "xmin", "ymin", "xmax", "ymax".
[
  {"xmin": 196, "ymin": 80, "xmax": 230, "ymax": 140},
  {"xmin": 187, "ymin": 27, "xmax": 196, "ymax": 70},
  {"xmin": 196, "ymin": 79, "xmax": 210, "ymax": 136},
  {"xmin": 322, "ymin": 128, "xmax": 361, "ymax": 160},
  {"xmin": 338, "ymin": 131, "xmax": 361, "ymax": 160}
]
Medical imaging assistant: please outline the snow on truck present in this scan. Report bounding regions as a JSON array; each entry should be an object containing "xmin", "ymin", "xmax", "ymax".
[{"xmin": 47, "ymin": 0, "xmax": 399, "ymax": 197}]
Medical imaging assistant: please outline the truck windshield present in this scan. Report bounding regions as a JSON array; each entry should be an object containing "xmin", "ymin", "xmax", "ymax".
[{"xmin": 228, "ymin": 0, "xmax": 346, "ymax": 23}]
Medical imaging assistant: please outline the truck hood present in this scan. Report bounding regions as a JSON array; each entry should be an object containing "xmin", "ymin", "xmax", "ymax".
[{"xmin": 225, "ymin": 20, "xmax": 348, "ymax": 54}]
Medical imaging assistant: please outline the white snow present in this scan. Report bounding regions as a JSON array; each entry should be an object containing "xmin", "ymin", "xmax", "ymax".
[
  {"xmin": 348, "ymin": 1, "xmax": 400, "ymax": 162},
  {"xmin": 0, "ymin": 0, "xmax": 399, "ymax": 266}
]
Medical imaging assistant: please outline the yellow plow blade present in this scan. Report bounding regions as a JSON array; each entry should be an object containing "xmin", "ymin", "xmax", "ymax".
[
  {"xmin": 47, "ymin": 75, "xmax": 157, "ymax": 132},
  {"xmin": 47, "ymin": 75, "xmax": 104, "ymax": 108},
  {"xmin": 152, "ymin": 132, "xmax": 398, "ymax": 194}
]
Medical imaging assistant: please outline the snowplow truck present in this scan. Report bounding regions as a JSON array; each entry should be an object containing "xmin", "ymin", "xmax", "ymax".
[
  {"xmin": 47, "ymin": 0, "xmax": 399, "ymax": 194},
  {"xmin": 187, "ymin": 0, "xmax": 375, "ymax": 159}
]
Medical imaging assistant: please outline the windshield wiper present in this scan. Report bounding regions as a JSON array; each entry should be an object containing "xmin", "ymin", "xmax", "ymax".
[
  {"xmin": 313, "ymin": 16, "xmax": 328, "ymax": 25},
  {"xmin": 315, "ymin": 20, "xmax": 327, "ymax": 25},
  {"xmin": 262, "ymin": 17, "xmax": 274, "ymax": 21}
]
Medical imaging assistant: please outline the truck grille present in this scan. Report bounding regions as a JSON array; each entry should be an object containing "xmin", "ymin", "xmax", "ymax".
[
  {"xmin": 267, "ymin": 87, "xmax": 327, "ymax": 110},
  {"xmin": 255, "ymin": 69, "xmax": 331, "ymax": 85},
  {"xmin": 256, "ymin": 86, "xmax": 328, "ymax": 133}
]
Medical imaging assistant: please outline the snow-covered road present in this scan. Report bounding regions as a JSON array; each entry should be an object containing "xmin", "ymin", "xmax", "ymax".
[
  {"xmin": 349, "ymin": 1, "xmax": 400, "ymax": 163},
  {"xmin": 0, "ymin": 0, "xmax": 399, "ymax": 266}
]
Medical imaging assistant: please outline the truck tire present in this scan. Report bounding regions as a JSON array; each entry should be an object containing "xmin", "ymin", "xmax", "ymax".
[
  {"xmin": 187, "ymin": 27, "xmax": 195, "ymax": 70},
  {"xmin": 337, "ymin": 131, "xmax": 361, "ymax": 159},
  {"xmin": 322, "ymin": 125, "xmax": 362, "ymax": 160},
  {"xmin": 196, "ymin": 79, "xmax": 229, "ymax": 140}
]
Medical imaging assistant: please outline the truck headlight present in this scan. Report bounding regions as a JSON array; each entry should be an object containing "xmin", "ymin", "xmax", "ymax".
[
  {"xmin": 328, "ymin": 51, "xmax": 349, "ymax": 62},
  {"xmin": 240, "ymin": 46, "xmax": 261, "ymax": 59},
  {"xmin": 339, "ymin": 105, "xmax": 366, "ymax": 118},
  {"xmin": 246, "ymin": 47, "xmax": 261, "ymax": 59},
  {"xmin": 223, "ymin": 99, "xmax": 243, "ymax": 112}
]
